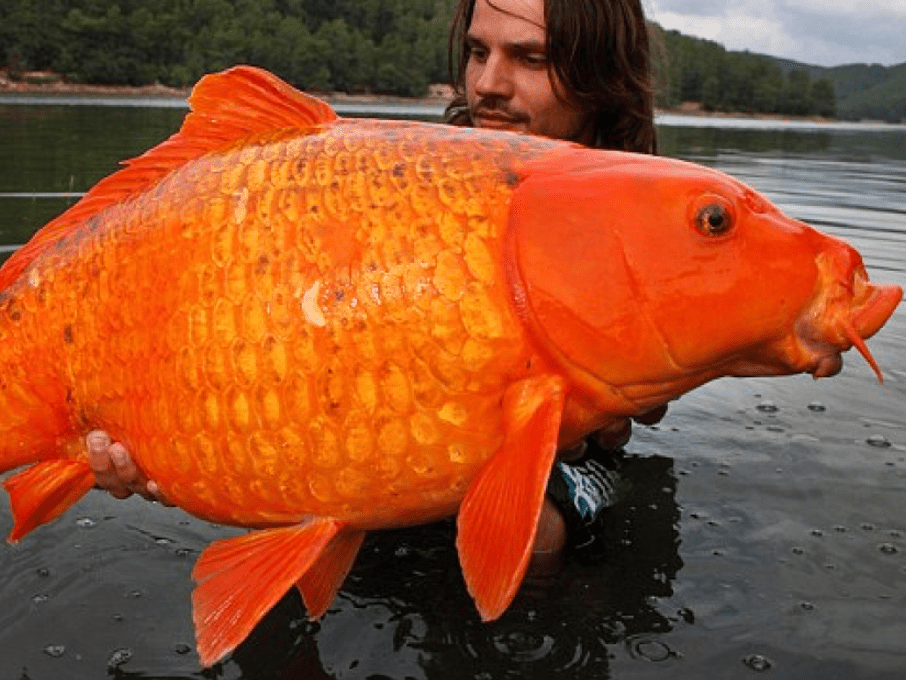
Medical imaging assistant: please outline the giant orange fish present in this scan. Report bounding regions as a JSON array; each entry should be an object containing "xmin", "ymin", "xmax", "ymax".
[{"xmin": 0, "ymin": 66, "xmax": 901, "ymax": 666}]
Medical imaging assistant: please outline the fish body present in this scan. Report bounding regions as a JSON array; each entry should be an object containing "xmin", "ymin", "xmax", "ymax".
[{"xmin": 0, "ymin": 67, "xmax": 901, "ymax": 666}]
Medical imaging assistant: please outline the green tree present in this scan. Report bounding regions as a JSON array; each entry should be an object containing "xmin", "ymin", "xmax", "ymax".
[
  {"xmin": 810, "ymin": 79, "xmax": 837, "ymax": 118},
  {"xmin": 778, "ymin": 69, "xmax": 812, "ymax": 115}
]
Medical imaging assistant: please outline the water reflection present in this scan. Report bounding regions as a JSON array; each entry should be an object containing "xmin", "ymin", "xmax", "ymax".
[
  {"xmin": 225, "ymin": 455, "xmax": 681, "ymax": 680},
  {"xmin": 0, "ymin": 103, "xmax": 904, "ymax": 678}
]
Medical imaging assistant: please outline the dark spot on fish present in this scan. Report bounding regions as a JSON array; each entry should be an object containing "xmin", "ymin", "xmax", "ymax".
[
  {"xmin": 504, "ymin": 170, "xmax": 520, "ymax": 187},
  {"xmin": 255, "ymin": 254, "xmax": 270, "ymax": 276},
  {"xmin": 309, "ymin": 205, "xmax": 319, "ymax": 214},
  {"xmin": 63, "ymin": 325, "xmax": 74, "ymax": 343},
  {"xmin": 392, "ymin": 163, "xmax": 405, "ymax": 178},
  {"xmin": 334, "ymin": 289, "xmax": 345, "ymax": 301},
  {"xmin": 9, "ymin": 308, "xmax": 21, "ymax": 322}
]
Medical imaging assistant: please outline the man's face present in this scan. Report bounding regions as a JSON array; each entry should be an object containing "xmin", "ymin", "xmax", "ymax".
[{"xmin": 465, "ymin": 0, "xmax": 594, "ymax": 144}]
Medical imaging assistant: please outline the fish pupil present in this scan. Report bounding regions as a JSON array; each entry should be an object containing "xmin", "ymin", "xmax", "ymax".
[{"xmin": 699, "ymin": 204, "xmax": 731, "ymax": 235}]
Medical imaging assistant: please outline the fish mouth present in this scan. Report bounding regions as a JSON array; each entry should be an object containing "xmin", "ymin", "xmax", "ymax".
[{"xmin": 800, "ymin": 254, "xmax": 902, "ymax": 382}]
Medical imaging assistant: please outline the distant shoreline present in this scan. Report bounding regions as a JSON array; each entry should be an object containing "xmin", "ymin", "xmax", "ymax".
[
  {"xmin": 0, "ymin": 71, "xmax": 846, "ymax": 124},
  {"xmin": 0, "ymin": 72, "xmax": 451, "ymax": 106}
]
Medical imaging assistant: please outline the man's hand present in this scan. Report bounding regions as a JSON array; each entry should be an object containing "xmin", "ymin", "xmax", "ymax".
[{"xmin": 86, "ymin": 431, "xmax": 173, "ymax": 505}]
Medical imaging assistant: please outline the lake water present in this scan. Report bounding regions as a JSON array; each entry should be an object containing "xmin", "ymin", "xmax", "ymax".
[{"xmin": 0, "ymin": 99, "xmax": 904, "ymax": 680}]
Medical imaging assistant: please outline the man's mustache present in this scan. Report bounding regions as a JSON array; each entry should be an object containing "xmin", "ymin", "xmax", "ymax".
[{"xmin": 470, "ymin": 99, "xmax": 530, "ymax": 124}]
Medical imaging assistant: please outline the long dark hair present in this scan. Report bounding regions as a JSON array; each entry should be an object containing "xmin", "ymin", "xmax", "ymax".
[{"xmin": 447, "ymin": 0, "xmax": 657, "ymax": 154}]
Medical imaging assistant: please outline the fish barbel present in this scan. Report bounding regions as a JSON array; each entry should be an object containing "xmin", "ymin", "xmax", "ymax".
[{"xmin": 0, "ymin": 66, "xmax": 901, "ymax": 666}]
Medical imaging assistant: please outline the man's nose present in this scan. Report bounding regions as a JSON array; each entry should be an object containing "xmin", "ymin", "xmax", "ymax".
[{"xmin": 474, "ymin": 55, "xmax": 513, "ymax": 99}]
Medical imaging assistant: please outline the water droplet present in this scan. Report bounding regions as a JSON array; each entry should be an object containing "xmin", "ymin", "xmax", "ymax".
[
  {"xmin": 756, "ymin": 401, "xmax": 778, "ymax": 413},
  {"xmin": 155, "ymin": 537, "xmax": 171, "ymax": 545},
  {"xmin": 128, "ymin": 589, "xmax": 142, "ymax": 598},
  {"xmin": 174, "ymin": 643, "xmax": 192, "ymax": 655},
  {"xmin": 628, "ymin": 637, "xmax": 676, "ymax": 662},
  {"xmin": 43, "ymin": 645, "xmax": 66, "ymax": 658},
  {"xmin": 866, "ymin": 435, "xmax": 891, "ymax": 448},
  {"xmin": 31, "ymin": 593, "xmax": 49, "ymax": 604},
  {"xmin": 75, "ymin": 517, "xmax": 96, "ymax": 529},
  {"xmin": 491, "ymin": 630, "xmax": 553, "ymax": 662},
  {"xmin": 36, "ymin": 568, "xmax": 50, "ymax": 578},
  {"xmin": 807, "ymin": 401, "xmax": 826, "ymax": 412},
  {"xmin": 112, "ymin": 613, "xmax": 124, "ymax": 622},
  {"xmin": 810, "ymin": 529, "xmax": 824, "ymax": 537},
  {"xmin": 174, "ymin": 547, "xmax": 191, "ymax": 557},
  {"xmin": 799, "ymin": 601, "xmax": 816, "ymax": 611},
  {"xmin": 791, "ymin": 546, "xmax": 805, "ymax": 555},
  {"xmin": 861, "ymin": 523, "xmax": 876, "ymax": 532},
  {"xmin": 878, "ymin": 543, "xmax": 899, "ymax": 555},
  {"xmin": 834, "ymin": 525, "xmax": 847, "ymax": 533},
  {"xmin": 107, "ymin": 648, "xmax": 133, "ymax": 668},
  {"xmin": 677, "ymin": 607, "xmax": 695, "ymax": 624},
  {"xmin": 743, "ymin": 654, "xmax": 773, "ymax": 672}
]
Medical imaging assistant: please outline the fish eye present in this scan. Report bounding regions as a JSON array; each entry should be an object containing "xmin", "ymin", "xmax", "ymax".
[{"xmin": 695, "ymin": 201, "xmax": 734, "ymax": 237}]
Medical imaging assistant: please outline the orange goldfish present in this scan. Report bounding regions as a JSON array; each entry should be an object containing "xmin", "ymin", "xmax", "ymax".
[{"xmin": 0, "ymin": 66, "xmax": 901, "ymax": 667}]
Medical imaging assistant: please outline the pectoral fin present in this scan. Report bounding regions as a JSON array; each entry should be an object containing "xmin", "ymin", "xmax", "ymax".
[
  {"xmin": 191, "ymin": 518, "xmax": 350, "ymax": 667},
  {"xmin": 456, "ymin": 374, "xmax": 566, "ymax": 621},
  {"xmin": 3, "ymin": 459, "xmax": 95, "ymax": 542}
]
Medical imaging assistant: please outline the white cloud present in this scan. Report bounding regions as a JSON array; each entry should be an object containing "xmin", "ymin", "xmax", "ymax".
[{"xmin": 646, "ymin": 0, "xmax": 906, "ymax": 66}]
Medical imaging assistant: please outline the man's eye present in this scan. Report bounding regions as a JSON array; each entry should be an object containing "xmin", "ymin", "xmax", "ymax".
[
  {"xmin": 468, "ymin": 47, "xmax": 488, "ymax": 62},
  {"xmin": 521, "ymin": 53, "xmax": 547, "ymax": 67}
]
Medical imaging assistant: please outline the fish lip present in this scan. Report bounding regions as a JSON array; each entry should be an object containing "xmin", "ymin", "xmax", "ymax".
[
  {"xmin": 797, "ymin": 259, "xmax": 901, "ymax": 380},
  {"xmin": 808, "ymin": 351, "xmax": 844, "ymax": 378},
  {"xmin": 849, "ymin": 281, "xmax": 903, "ymax": 340}
]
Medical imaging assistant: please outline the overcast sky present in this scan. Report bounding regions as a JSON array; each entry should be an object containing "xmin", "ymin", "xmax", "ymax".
[{"xmin": 646, "ymin": 0, "xmax": 906, "ymax": 67}]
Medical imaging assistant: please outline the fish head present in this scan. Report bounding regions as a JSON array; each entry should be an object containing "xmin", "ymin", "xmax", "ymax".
[{"xmin": 510, "ymin": 148, "xmax": 902, "ymax": 412}]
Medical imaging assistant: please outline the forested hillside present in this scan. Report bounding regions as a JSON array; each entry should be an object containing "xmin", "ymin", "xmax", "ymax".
[
  {"xmin": 0, "ymin": 0, "xmax": 454, "ymax": 96},
  {"xmin": 770, "ymin": 59, "xmax": 906, "ymax": 123},
  {"xmin": 653, "ymin": 29, "xmax": 837, "ymax": 117},
  {"xmin": 1, "ymin": 0, "xmax": 903, "ymax": 120}
]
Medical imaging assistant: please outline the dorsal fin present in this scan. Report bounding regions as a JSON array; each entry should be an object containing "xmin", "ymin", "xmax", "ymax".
[{"xmin": 0, "ymin": 66, "xmax": 338, "ymax": 290}]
